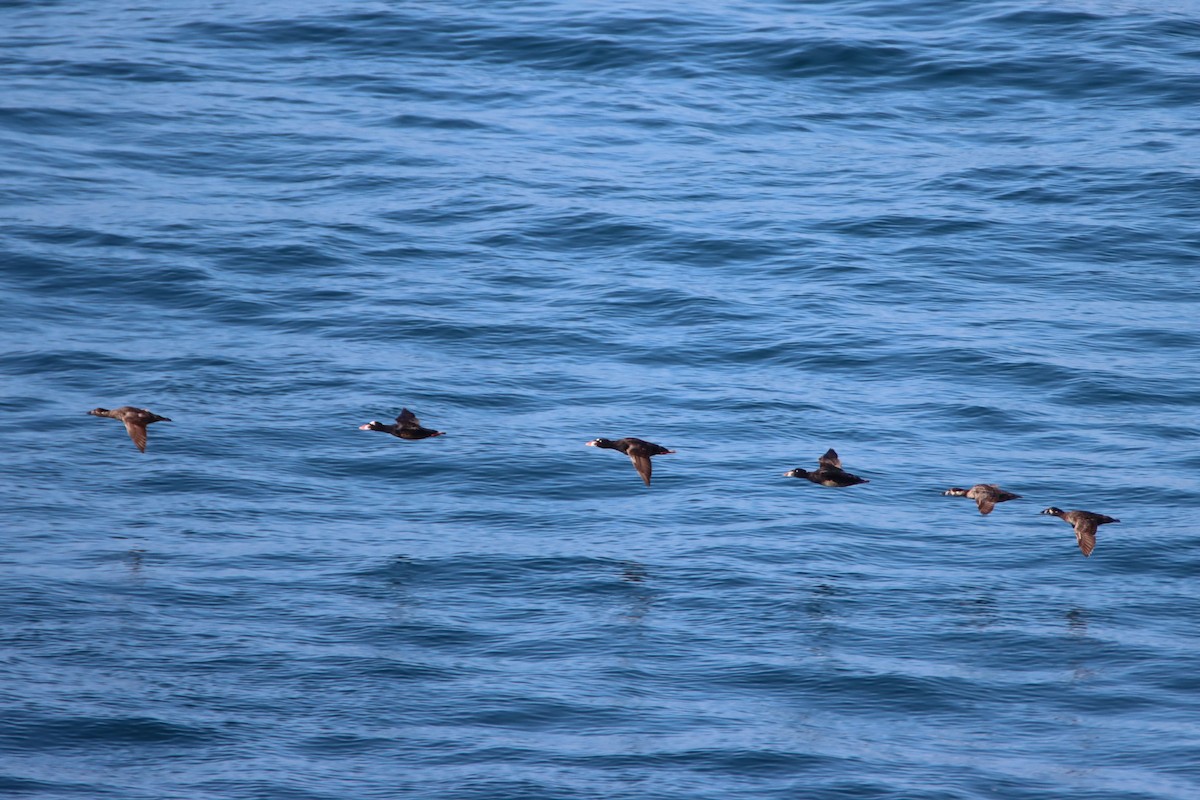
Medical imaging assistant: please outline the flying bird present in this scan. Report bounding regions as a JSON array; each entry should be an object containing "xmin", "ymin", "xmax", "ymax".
[
  {"xmin": 359, "ymin": 408, "xmax": 445, "ymax": 440},
  {"xmin": 943, "ymin": 484, "xmax": 1022, "ymax": 515},
  {"xmin": 88, "ymin": 406, "xmax": 172, "ymax": 453},
  {"xmin": 783, "ymin": 448, "xmax": 868, "ymax": 487},
  {"xmin": 1040, "ymin": 507, "xmax": 1120, "ymax": 557},
  {"xmin": 586, "ymin": 437, "xmax": 675, "ymax": 486}
]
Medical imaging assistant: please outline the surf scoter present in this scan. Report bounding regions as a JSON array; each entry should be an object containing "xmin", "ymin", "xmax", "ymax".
[
  {"xmin": 943, "ymin": 484, "xmax": 1022, "ymax": 515},
  {"xmin": 1040, "ymin": 507, "xmax": 1119, "ymax": 557},
  {"xmin": 783, "ymin": 448, "xmax": 868, "ymax": 487},
  {"xmin": 586, "ymin": 437, "xmax": 675, "ymax": 486},
  {"xmin": 359, "ymin": 408, "xmax": 445, "ymax": 440},
  {"xmin": 88, "ymin": 406, "xmax": 172, "ymax": 453}
]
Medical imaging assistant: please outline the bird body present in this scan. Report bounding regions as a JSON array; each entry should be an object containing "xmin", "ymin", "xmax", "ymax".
[
  {"xmin": 943, "ymin": 484, "xmax": 1021, "ymax": 515},
  {"xmin": 586, "ymin": 437, "xmax": 674, "ymax": 486},
  {"xmin": 359, "ymin": 408, "xmax": 444, "ymax": 440},
  {"xmin": 784, "ymin": 448, "xmax": 868, "ymax": 487},
  {"xmin": 1040, "ymin": 507, "xmax": 1119, "ymax": 557},
  {"xmin": 88, "ymin": 406, "xmax": 171, "ymax": 453}
]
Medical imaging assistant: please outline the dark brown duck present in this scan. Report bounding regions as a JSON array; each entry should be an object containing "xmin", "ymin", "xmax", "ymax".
[
  {"xmin": 359, "ymin": 408, "xmax": 445, "ymax": 440},
  {"xmin": 88, "ymin": 406, "xmax": 172, "ymax": 453},
  {"xmin": 783, "ymin": 448, "xmax": 868, "ymax": 487},
  {"xmin": 586, "ymin": 437, "xmax": 675, "ymax": 486},
  {"xmin": 943, "ymin": 484, "xmax": 1022, "ymax": 515},
  {"xmin": 1040, "ymin": 507, "xmax": 1120, "ymax": 557}
]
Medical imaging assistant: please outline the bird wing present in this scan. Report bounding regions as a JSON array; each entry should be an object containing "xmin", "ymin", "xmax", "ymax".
[
  {"xmin": 1073, "ymin": 517, "xmax": 1099, "ymax": 556},
  {"xmin": 395, "ymin": 408, "xmax": 420, "ymax": 428},
  {"xmin": 975, "ymin": 494, "xmax": 997, "ymax": 515},
  {"xmin": 123, "ymin": 419, "xmax": 148, "ymax": 453},
  {"xmin": 818, "ymin": 449, "xmax": 841, "ymax": 468},
  {"xmin": 628, "ymin": 453, "xmax": 653, "ymax": 486}
]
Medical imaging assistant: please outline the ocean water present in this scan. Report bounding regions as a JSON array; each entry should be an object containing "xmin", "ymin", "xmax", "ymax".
[{"xmin": 2, "ymin": 0, "xmax": 1199, "ymax": 797}]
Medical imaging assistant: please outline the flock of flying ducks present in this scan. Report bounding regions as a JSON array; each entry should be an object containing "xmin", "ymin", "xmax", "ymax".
[{"xmin": 88, "ymin": 404, "xmax": 1121, "ymax": 558}]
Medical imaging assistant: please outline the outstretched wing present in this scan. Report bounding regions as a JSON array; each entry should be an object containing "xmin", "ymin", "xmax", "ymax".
[
  {"xmin": 818, "ymin": 449, "xmax": 841, "ymax": 469},
  {"xmin": 975, "ymin": 494, "xmax": 997, "ymax": 515},
  {"xmin": 395, "ymin": 408, "xmax": 420, "ymax": 428},
  {"xmin": 1073, "ymin": 518, "xmax": 1099, "ymax": 557},
  {"xmin": 123, "ymin": 419, "xmax": 148, "ymax": 453},
  {"xmin": 628, "ymin": 453, "xmax": 653, "ymax": 486}
]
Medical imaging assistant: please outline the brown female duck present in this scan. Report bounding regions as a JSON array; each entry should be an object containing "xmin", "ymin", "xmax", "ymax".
[
  {"xmin": 1040, "ymin": 507, "xmax": 1120, "ymax": 557},
  {"xmin": 586, "ymin": 437, "xmax": 675, "ymax": 486},
  {"xmin": 943, "ymin": 484, "xmax": 1022, "ymax": 515},
  {"xmin": 88, "ymin": 406, "xmax": 172, "ymax": 453}
]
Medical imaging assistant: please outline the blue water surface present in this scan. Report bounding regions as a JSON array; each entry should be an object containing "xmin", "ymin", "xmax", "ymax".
[{"xmin": 2, "ymin": 1, "xmax": 1199, "ymax": 798}]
